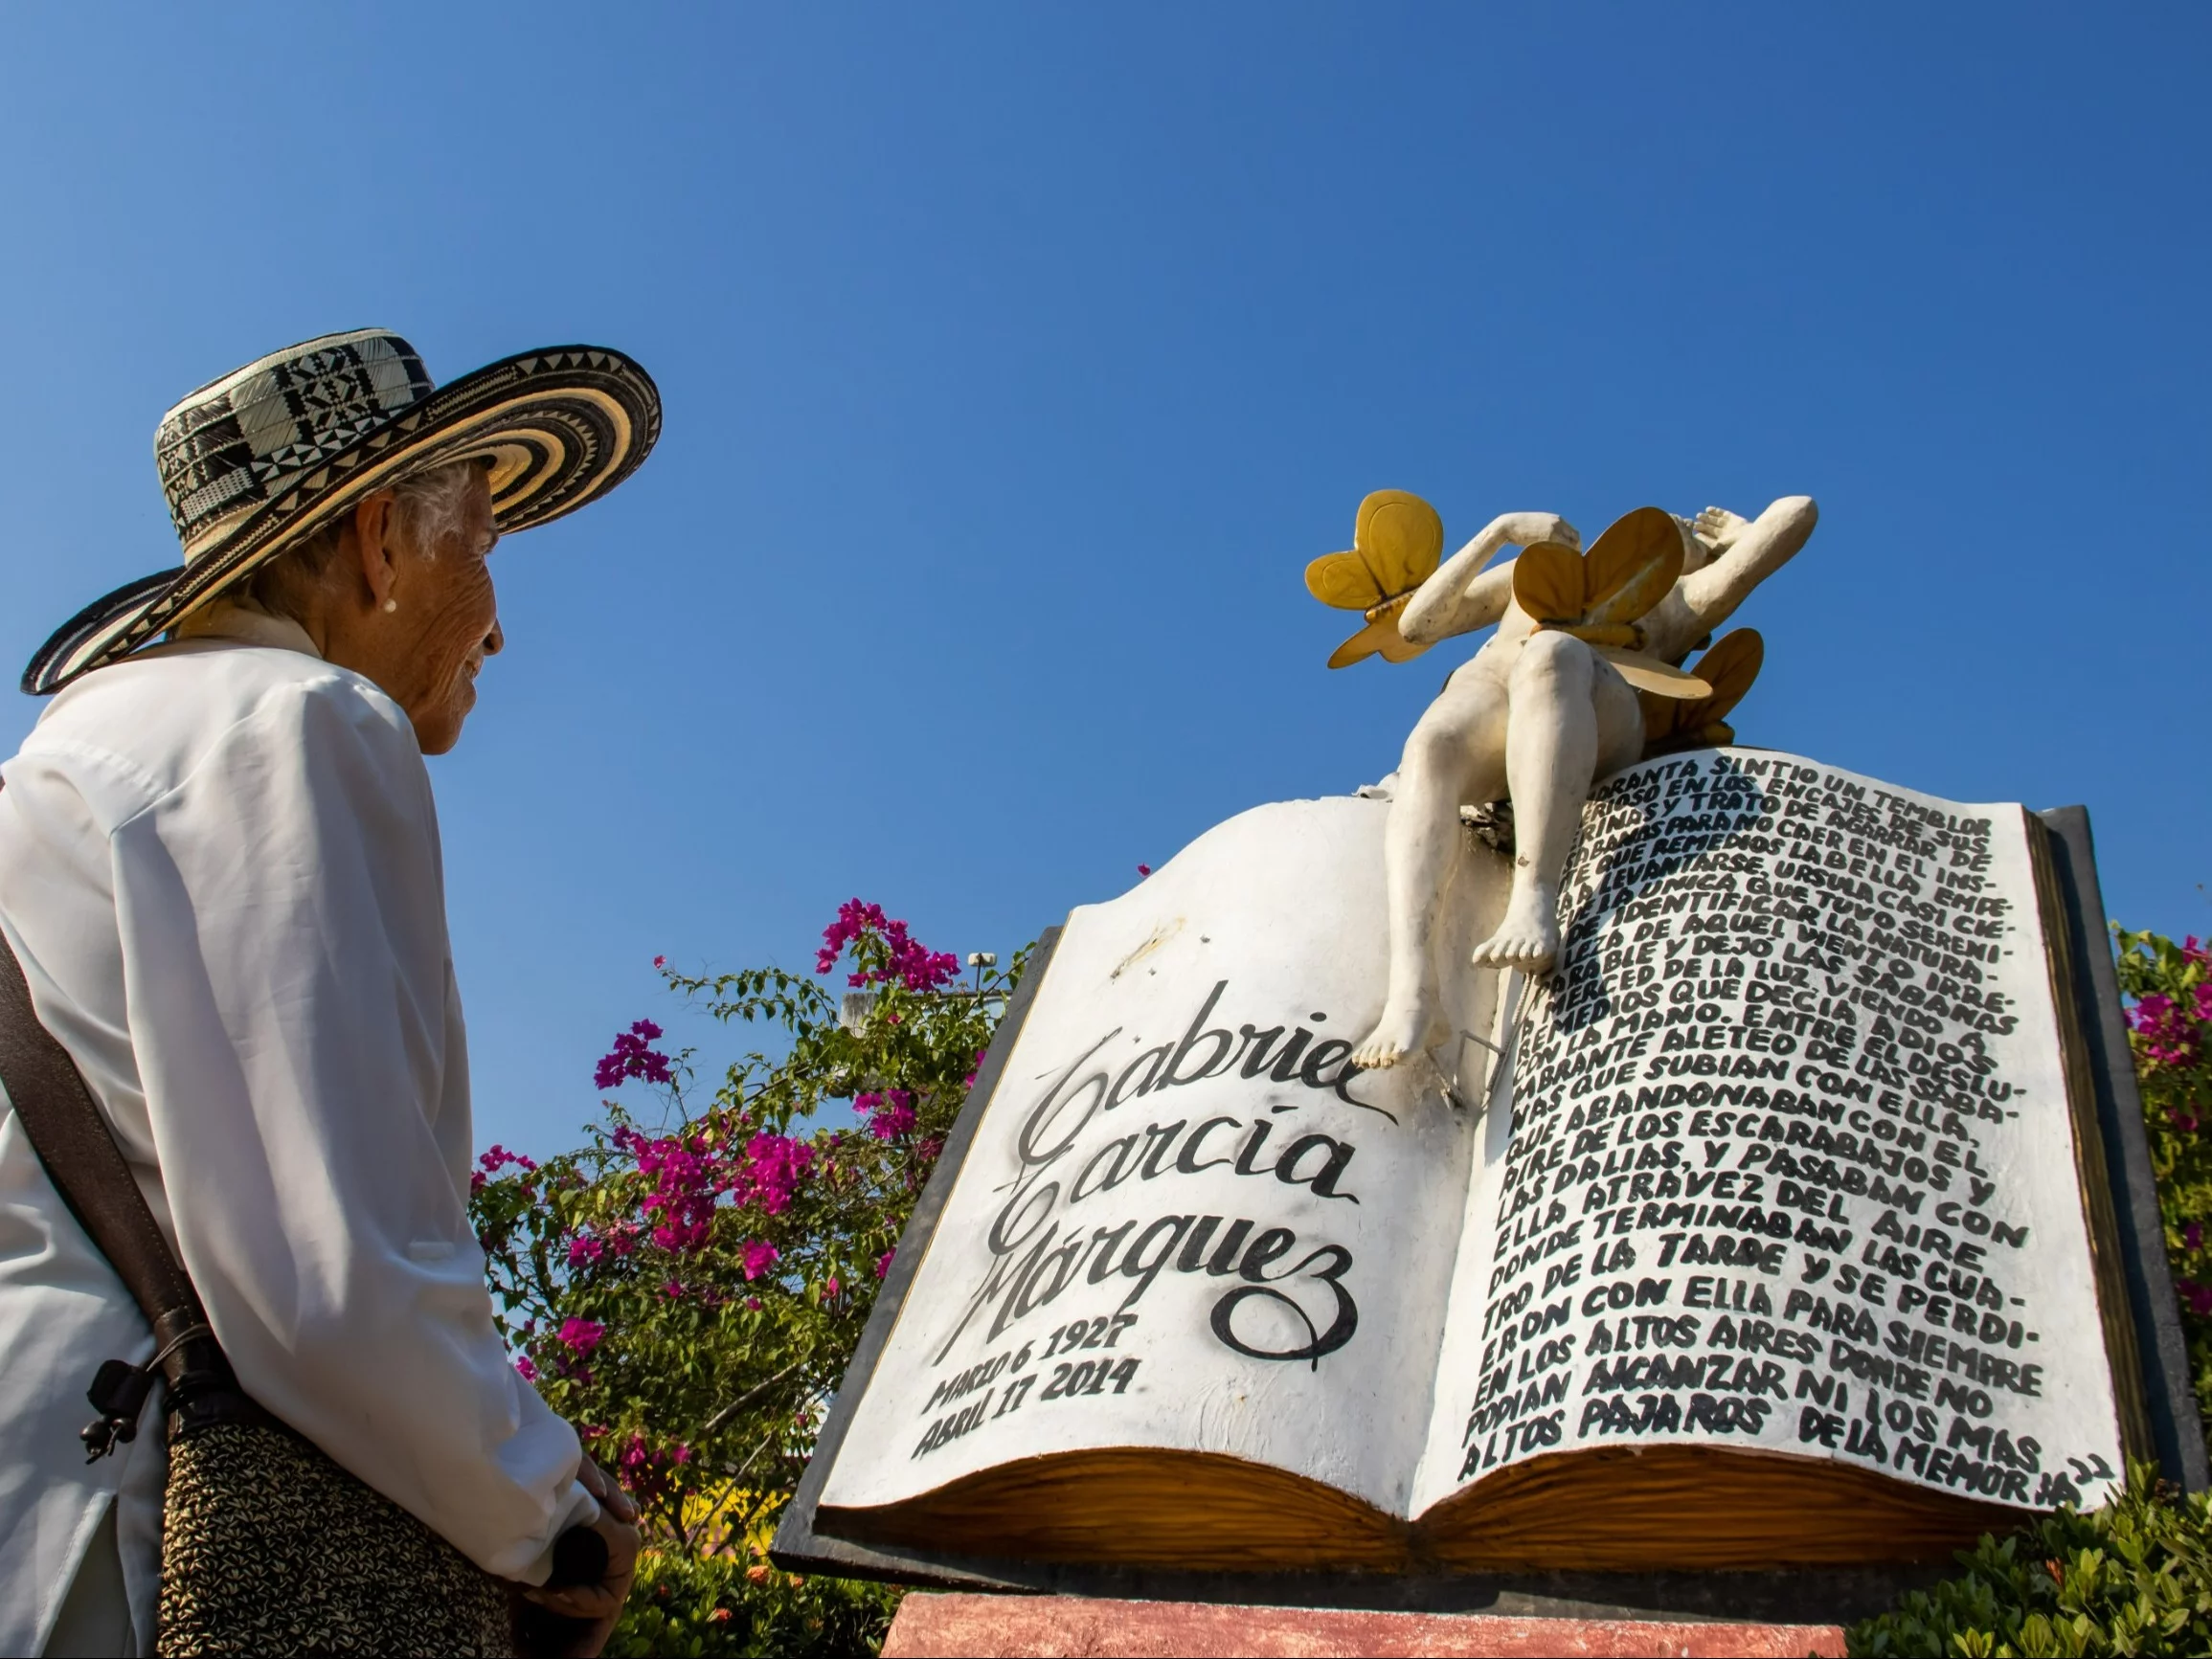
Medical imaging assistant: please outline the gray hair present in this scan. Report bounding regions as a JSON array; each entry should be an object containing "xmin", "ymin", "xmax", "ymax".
[{"xmin": 245, "ymin": 460, "xmax": 485, "ymax": 621}]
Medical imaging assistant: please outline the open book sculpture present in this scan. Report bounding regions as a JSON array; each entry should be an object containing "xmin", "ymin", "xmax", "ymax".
[{"xmin": 779, "ymin": 491, "xmax": 2201, "ymax": 1587}]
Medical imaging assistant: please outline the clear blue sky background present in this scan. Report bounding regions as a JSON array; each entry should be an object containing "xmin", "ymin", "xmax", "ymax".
[{"xmin": 1, "ymin": 7, "xmax": 2203, "ymax": 1159}]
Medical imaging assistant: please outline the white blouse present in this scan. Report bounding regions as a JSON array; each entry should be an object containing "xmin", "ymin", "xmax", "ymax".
[{"xmin": 0, "ymin": 621, "xmax": 597, "ymax": 1654}]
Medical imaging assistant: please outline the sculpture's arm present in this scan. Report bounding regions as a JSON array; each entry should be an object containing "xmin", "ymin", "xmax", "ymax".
[
  {"xmin": 1401, "ymin": 512, "xmax": 1578, "ymax": 647},
  {"xmin": 1673, "ymin": 495, "xmax": 1818, "ymax": 638}
]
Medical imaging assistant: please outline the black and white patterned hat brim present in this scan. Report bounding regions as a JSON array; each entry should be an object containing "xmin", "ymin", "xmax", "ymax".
[{"xmin": 25, "ymin": 336, "xmax": 661, "ymax": 695}]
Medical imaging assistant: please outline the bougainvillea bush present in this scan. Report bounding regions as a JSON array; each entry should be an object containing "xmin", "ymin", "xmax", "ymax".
[
  {"xmin": 470, "ymin": 902, "xmax": 1025, "ymax": 1657},
  {"xmin": 2113, "ymin": 928, "xmax": 2212, "ymax": 1424}
]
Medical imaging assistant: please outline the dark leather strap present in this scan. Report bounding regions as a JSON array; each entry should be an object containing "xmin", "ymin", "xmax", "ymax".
[
  {"xmin": 0, "ymin": 933, "xmax": 199, "ymax": 1322},
  {"xmin": 0, "ymin": 910, "xmax": 253, "ymax": 1449}
]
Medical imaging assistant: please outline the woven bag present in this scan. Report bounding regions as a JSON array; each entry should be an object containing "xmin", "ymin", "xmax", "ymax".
[{"xmin": 161, "ymin": 1423, "xmax": 513, "ymax": 1656}]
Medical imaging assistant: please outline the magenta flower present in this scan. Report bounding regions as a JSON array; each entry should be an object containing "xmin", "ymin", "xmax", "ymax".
[
  {"xmin": 862, "ymin": 1087, "xmax": 916, "ymax": 1141},
  {"xmin": 653, "ymin": 955, "xmax": 666, "ymax": 968},
  {"xmin": 875, "ymin": 1248, "xmax": 894, "ymax": 1279},
  {"xmin": 1137, "ymin": 863, "xmax": 1151, "ymax": 878},
  {"xmin": 2181, "ymin": 1279, "xmax": 2212, "ymax": 1318},
  {"xmin": 594, "ymin": 1020, "xmax": 673, "ymax": 1092},
  {"xmin": 2129, "ymin": 992, "xmax": 2203, "ymax": 1069},
  {"xmin": 741, "ymin": 1240, "xmax": 780, "ymax": 1280},
  {"xmin": 814, "ymin": 898, "xmax": 960, "ymax": 991},
  {"xmin": 478, "ymin": 1144, "xmax": 538, "ymax": 1177},
  {"xmin": 566, "ymin": 1234, "xmax": 606, "ymax": 1269},
  {"xmin": 733, "ymin": 1132, "xmax": 813, "ymax": 1216},
  {"xmin": 2186, "ymin": 1222, "xmax": 2204, "ymax": 1252},
  {"xmin": 556, "ymin": 1317, "xmax": 604, "ymax": 1357},
  {"xmin": 514, "ymin": 1355, "xmax": 537, "ymax": 1381}
]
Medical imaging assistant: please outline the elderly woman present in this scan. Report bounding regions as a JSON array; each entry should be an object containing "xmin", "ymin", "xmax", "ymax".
[{"xmin": 0, "ymin": 331, "xmax": 662, "ymax": 1657}]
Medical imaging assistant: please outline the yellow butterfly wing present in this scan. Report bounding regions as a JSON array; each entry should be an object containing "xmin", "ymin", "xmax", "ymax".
[
  {"xmin": 1511, "ymin": 541, "xmax": 1586, "ymax": 624},
  {"xmin": 1305, "ymin": 549, "xmax": 1386, "ymax": 612},
  {"xmin": 1352, "ymin": 489, "xmax": 1444, "ymax": 597},
  {"xmin": 1597, "ymin": 647, "xmax": 1710, "ymax": 700},
  {"xmin": 1638, "ymin": 629, "xmax": 1765, "ymax": 751},
  {"xmin": 1325, "ymin": 594, "xmax": 1432, "ymax": 670},
  {"xmin": 1685, "ymin": 628, "xmax": 1763, "ymax": 723},
  {"xmin": 1583, "ymin": 506, "xmax": 1684, "ymax": 627}
]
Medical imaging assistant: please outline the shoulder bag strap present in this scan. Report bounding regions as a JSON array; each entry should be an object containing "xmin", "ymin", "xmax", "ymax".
[{"xmin": 0, "ymin": 924, "xmax": 246, "ymax": 1457}]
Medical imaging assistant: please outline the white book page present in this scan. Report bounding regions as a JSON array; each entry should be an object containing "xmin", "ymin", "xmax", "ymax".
[
  {"xmin": 1411, "ymin": 751, "xmax": 2127, "ymax": 1517},
  {"xmin": 822, "ymin": 797, "xmax": 1478, "ymax": 1519}
]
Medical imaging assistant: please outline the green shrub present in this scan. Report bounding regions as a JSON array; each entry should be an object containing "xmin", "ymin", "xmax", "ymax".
[
  {"xmin": 1849, "ymin": 1464, "xmax": 2212, "ymax": 1657},
  {"xmin": 605, "ymin": 1546, "xmax": 900, "ymax": 1659}
]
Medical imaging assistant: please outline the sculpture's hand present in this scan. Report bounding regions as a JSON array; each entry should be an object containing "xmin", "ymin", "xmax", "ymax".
[
  {"xmin": 1488, "ymin": 511, "xmax": 1580, "ymax": 552},
  {"xmin": 1692, "ymin": 505, "xmax": 1752, "ymax": 553}
]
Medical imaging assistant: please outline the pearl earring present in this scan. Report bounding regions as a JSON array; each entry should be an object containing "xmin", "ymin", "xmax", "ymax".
[{"xmin": 382, "ymin": 599, "xmax": 398, "ymax": 614}]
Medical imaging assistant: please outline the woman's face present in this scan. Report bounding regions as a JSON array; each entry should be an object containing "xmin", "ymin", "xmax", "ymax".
[{"xmin": 379, "ymin": 472, "xmax": 504, "ymax": 754}]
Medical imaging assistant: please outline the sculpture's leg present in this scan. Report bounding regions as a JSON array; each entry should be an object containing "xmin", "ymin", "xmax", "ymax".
[
  {"xmin": 1471, "ymin": 633, "xmax": 1637, "ymax": 975},
  {"xmin": 1353, "ymin": 672, "xmax": 1506, "ymax": 1069}
]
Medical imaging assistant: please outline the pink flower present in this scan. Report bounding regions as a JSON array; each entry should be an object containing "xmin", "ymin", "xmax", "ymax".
[
  {"xmin": 653, "ymin": 955, "xmax": 666, "ymax": 968},
  {"xmin": 815, "ymin": 898, "xmax": 960, "ymax": 991},
  {"xmin": 730, "ymin": 1132, "xmax": 813, "ymax": 1217},
  {"xmin": 567, "ymin": 1234, "xmax": 606, "ymax": 1269},
  {"xmin": 741, "ymin": 1240, "xmax": 780, "ymax": 1280},
  {"xmin": 744, "ymin": 1296, "xmax": 761, "ymax": 1312},
  {"xmin": 875, "ymin": 1248, "xmax": 894, "ymax": 1279},
  {"xmin": 659, "ymin": 1279, "xmax": 686, "ymax": 1301},
  {"xmin": 514, "ymin": 1356, "xmax": 537, "ymax": 1381},
  {"xmin": 862, "ymin": 1087, "xmax": 916, "ymax": 1141},
  {"xmin": 478, "ymin": 1144, "xmax": 538, "ymax": 1177},
  {"xmin": 824, "ymin": 1277, "xmax": 841, "ymax": 1299},
  {"xmin": 1137, "ymin": 863, "xmax": 1151, "ymax": 878},
  {"xmin": 595, "ymin": 1020, "xmax": 673, "ymax": 1092},
  {"xmin": 2186, "ymin": 1222, "xmax": 2204, "ymax": 1252},
  {"xmin": 2180, "ymin": 1279, "xmax": 2212, "ymax": 1318},
  {"xmin": 556, "ymin": 1317, "xmax": 604, "ymax": 1357}
]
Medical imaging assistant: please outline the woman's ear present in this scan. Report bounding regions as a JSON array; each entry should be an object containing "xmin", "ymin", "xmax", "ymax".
[{"xmin": 350, "ymin": 490, "xmax": 400, "ymax": 613}]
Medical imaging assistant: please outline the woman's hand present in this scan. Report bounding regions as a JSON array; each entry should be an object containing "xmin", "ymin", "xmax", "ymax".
[
  {"xmin": 521, "ymin": 1457, "xmax": 642, "ymax": 1657},
  {"xmin": 576, "ymin": 1453, "xmax": 639, "ymax": 1527}
]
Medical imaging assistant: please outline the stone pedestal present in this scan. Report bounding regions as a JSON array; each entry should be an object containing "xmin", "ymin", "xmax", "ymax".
[{"xmin": 880, "ymin": 1592, "xmax": 1847, "ymax": 1657}]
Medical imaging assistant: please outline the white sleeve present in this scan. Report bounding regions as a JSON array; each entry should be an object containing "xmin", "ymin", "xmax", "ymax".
[{"xmin": 105, "ymin": 675, "xmax": 597, "ymax": 1581}]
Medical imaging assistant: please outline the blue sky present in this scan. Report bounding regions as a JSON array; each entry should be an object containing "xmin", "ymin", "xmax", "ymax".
[{"xmin": 1, "ymin": 6, "xmax": 2203, "ymax": 1158}]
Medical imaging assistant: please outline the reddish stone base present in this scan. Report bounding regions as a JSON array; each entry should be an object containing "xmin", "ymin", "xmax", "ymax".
[{"xmin": 881, "ymin": 1591, "xmax": 1849, "ymax": 1657}]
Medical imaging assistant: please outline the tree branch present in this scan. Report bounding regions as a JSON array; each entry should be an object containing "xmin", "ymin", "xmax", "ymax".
[{"xmin": 703, "ymin": 1356, "xmax": 807, "ymax": 1437}]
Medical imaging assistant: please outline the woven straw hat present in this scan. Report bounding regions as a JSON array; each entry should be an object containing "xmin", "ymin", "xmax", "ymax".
[{"xmin": 24, "ymin": 328, "xmax": 661, "ymax": 694}]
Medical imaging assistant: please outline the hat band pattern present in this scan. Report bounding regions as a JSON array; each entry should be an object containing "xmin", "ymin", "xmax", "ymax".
[{"xmin": 155, "ymin": 330, "xmax": 436, "ymax": 560}]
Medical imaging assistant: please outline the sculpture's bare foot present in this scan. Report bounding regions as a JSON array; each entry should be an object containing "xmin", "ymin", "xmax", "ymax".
[
  {"xmin": 1692, "ymin": 504, "xmax": 1752, "ymax": 554},
  {"xmin": 1353, "ymin": 998, "xmax": 1437, "ymax": 1069},
  {"xmin": 1471, "ymin": 891, "xmax": 1560, "ymax": 975}
]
